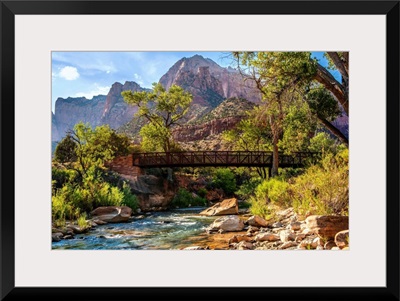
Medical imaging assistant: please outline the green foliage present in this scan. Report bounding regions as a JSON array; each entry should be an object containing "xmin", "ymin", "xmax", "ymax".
[
  {"xmin": 122, "ymin": 83, "xmax": 193, "ymax": 152},
  {"xmin": 306, "ymin": 87, "xmax": 341, "ymax": 121},
  {"xmin": 222, "ymin": 107, "xmax": 272, "ymax": 152},
  {"xmin": 54, "ymin": 134, "xmax": 77, "ymax": 163},
  {"xmin": 279, "ymin": 100, "xmax": 317, "ymax": 154},
  {"xmin": 54, "ymin": 122, "xmax": 131, "ymax": 177},
  {"xmin": 211, "ymin": 168, "xmax": 237, "ymax": 195},
  {"xmin": 308, "ymin": 132, "xmax": 342, "ymax": 154},
  {"xmin": 253, "ymin": 177, "xmax": 291, "ymax": 207},
  {"xmin": 248, "ymin": 196, "xmax": 274, "ymax": 220},
  {"xmin": 235, "ymin": 176, "xmax": 262, "ymax": 200},
  {"xmin": 291, "ymin": 149, "xmax": 349, "ymax": 216},
  {"xmin": 51, "ymin": 167, "xmax": 77, "ymax": 190},
  {"xmin": 171, "ymin": 188, "xmax": 207, "ymax": 208},
  {"xmin": 77, "ymin": 212, "xmax": 90, "ymax": 228},
  {"xmin": 121, "ymin": 183, "xmax": 139, "ymax": 211},
  {"xmin": 196, "ymin": 187, "xmax": 208, "ymax": 198}
]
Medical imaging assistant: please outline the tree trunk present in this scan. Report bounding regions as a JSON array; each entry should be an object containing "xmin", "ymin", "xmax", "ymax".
[
  {"xmin": 317, "ymin": 114, "xmax": 349, "ymax": 146},
  {"xmin": 272, "ymin": 136, "xmax": 279, "ymax": 177},
  {"xmin": 314, "ymin": 63, "xmax": 349, "ymax": 116}
]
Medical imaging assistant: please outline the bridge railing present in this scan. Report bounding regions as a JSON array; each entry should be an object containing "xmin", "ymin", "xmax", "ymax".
[{"xmin": 132, "ymin": 151, "xmax": 321, "ymax": 168}]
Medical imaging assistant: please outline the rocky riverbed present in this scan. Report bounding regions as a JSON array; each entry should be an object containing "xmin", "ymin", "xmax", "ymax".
[{"xmin": 52, "ymin": 199, "xmax": 349, "ymax": 251}]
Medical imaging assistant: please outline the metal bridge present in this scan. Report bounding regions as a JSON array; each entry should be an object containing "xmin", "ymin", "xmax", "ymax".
[{"xmin": 132, "ymin": 151, "xmax": 320, "ymax": 168}]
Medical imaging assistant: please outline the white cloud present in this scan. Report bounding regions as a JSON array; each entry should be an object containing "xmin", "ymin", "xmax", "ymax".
[
  {"xmin": 58, "ymin": 66, "xmax": 80, "ymax": 80},
  {"xmin": 133, "ymin": 73, "xmax": 144, "ymax": 86},
  {"xmin": 74, "ymin": 84, "xmax": 110, "ymax": 99},
  {"xmin": 106, "ymin": 70, "xmax": 111, "ymax": 74}
]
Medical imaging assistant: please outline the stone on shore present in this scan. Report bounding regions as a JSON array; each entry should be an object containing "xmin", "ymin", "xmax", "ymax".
[
  {"xmin": 334, "ymin": 230, "xmax": 349, "ymax": 249},
  {"xmin": 199, "ymin": 198, "xmax": 238, "ymax": 216},
  {"xmin": 254, "ymin": 232, "xmax": 280, "ymax": 242},
  {"xmin": 305, "ymin": 215, "xmax": 349, "ymax": 240},
  {"xmin": 206, "ymin": 215, "xmax": 245, "ymax": 233},
  {"xmin": 90, "ymin": 206, "xmax": 132, "ymax": 223},
  {"xmin": 246, "ymin": 215, "xmax": 269, "ymax": 227}
]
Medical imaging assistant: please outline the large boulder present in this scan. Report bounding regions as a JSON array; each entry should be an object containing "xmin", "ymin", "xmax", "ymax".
[
  {"xmin": 199, "ymin": 198, "xmax": 238, "ymax": 216},
  {"xmin": 127, "ymin": 175, "xmax": 176, "ymax": 211},
  {"xmin": 90, "ymin": 206, "xmax": 132, "ymax": 223},
  {"xmin": 206, "ymin": 215, "xmax": 245, "ymax": 233},
  {"xmin": 305, "ymin": 215, "xmax": 349, "ymax": 240}
]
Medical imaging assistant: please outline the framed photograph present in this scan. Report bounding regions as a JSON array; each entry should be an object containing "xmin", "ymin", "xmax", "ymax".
[{"xmin": 1, "ymin": 0, "xmax": 399, "ymax": 300}]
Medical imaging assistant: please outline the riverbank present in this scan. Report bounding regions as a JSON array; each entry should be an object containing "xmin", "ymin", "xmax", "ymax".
[{"xmin": 52, "ymin": 205, "xmax": 349, "ymax": 251}]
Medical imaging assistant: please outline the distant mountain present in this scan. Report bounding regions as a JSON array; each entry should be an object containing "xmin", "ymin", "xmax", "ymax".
[
  {"xmin": 52, "ymin": 55, "xmax": 262, "ymax": 142},
  {"xmin": 159, "ymin": 54, "xmax": 261, "ymax": 108},
  {"xmin": 52, "ymin": 81, "xmax": 148, "ymax": 141}
]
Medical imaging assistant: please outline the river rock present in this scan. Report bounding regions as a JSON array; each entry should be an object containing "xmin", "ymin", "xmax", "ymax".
[
  {"xmin": 183, "ymin": 246, "xmax": 207, "ymax": 250},
  {"xmin": 280, "ymin": 230, "xmax": 296, "ymax": 242},
  {"xmin": 229, "ymin": 234, "xmax": 253, "ymax": 244},
  {"xmin": 254, "ymin": 232, "xmax": 280, "ymax": 242},
  {"xmin": 90, "ymin": 206, "xmax": 132, "ymax": 223},
  {"xmin": 324, "ymin": 240, "xmax": 337, "ymax": 250},
  {"xmin": 206, "ymin": 215, "xmax": 245, "ymax": 233},
  {"xmin": 279, "ymin": 241, "xmax": 298, "ymax": 250},
  {"xmin": 246, "ymin": 215, "xmax": 269, "ymax": 227},
  {"xmin": 199, "ymin": 198, "xmax": 238, "ymax": 216},
  {"xmin": 305, "ymin": 215, "xmax": 349, "ymax": 240},
  {"xmin": 334, "ymin": 230, "xmax": 349, "ymax": 249},
  {"xmin": 67, "ymin": 224, "xmax": 88, "ymax": 234},
  {"xmin": 276, "ymin": 207, "xmax": 296, "ymax": 223},
  {"xmin": 290, "ymin": 221, "xmax": 302, "ymax": 231},
  {"xmin": 52, "ymin": 232, "xmax": 63, "ymax": 242},
  {"xmin": 236, "ymin": 241, "xmax": 254, "ymax": 250}
]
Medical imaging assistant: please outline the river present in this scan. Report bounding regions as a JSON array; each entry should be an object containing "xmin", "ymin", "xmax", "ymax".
[{"xmin": 52, "ymin": 207, "xmax": 231, "ymax": 250}]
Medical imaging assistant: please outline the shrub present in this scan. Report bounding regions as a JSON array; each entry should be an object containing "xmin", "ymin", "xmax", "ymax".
[
  {"xmin": 52, "ymin": 167, "xmax": 76, "ymax": 191},
  {"xmin": 253, "ymin": 177, "xmax": 291, "ymax": 207},
  {"xmin": 211, "ymin": 168, "xmax": 236, "ymax": 195},
  {"xmin": 121, "ymin": 183, "xmax": 139, "ymax": 211},
  {"xmin": 291, "ymin": 149, "xmax": 349, "ymax": 216},
  {"xmin": 248, "ymin": 196, "xmax": 274, "ymax": 220},
  {"xmin": 77, "ymin": 212, "xmax": 90, "ymax": 228},
  {"xmin": 196, "ymin": 187, "xmax": 208, "ymax": 198},
  {"xmin": 171, "ymin": 188, "xmax": 207, "ymax": 208}
]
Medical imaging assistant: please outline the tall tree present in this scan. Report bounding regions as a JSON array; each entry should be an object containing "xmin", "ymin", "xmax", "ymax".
[
  {"xmin": 233, "ymin": 52, "xmax": 317, "ymax": 176},
  {"xmin": 122, "ymin": 83, "xmax": 193, "ymax": 152},
  {"xmin": 233, "ymin": 51, "xmax": 348, "ymax": 145}
]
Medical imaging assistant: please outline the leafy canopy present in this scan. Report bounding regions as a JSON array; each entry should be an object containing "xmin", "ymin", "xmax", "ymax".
[{"xmin": 122, "ymin": 83, "xmax": 193, "ymax": 152}]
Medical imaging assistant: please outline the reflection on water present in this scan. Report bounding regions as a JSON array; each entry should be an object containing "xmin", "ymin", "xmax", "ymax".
[{"xmin": 52, "ymin": 207, "xmax": 221, "ymax": 250}]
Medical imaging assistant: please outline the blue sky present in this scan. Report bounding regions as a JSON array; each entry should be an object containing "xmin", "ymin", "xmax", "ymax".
[{"xmin": 51, "ymin": 51, "xmax": 337, "ymax": 112}]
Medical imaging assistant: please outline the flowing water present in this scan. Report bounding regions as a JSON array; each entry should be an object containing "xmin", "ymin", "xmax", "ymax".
[{"xmin": 52, "ymin": 207, "xmax": 227, "ymax": 250}]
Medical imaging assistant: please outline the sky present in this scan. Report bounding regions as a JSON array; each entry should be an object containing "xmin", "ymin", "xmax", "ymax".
[{"xmin": 51, "ymin": 51, "xmax": 338, "ymax": 112}]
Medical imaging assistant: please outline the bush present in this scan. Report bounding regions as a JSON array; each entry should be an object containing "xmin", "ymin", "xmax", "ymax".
[
  {"xmin": 52, "ymin": 167, "xmax": 77, "ymax": 191},
  {"xmin": 121, "ymin": 183, "xmax": 139, "ymax": 211},
  {"xmin": 235, "ymin": 176, "xmax": 262, "ymax": 200},
  {"xmin": 291, "ymin": 149, "xmax": 349, "ymax": 216},
  {"xmin": 196, "ymin": 187, "xmax": 208, "ymax": 198},
  {"xmin": 211, "ymin": 168, "xmax": 236, "ymax": 195},
  {"xmin": 248, "ymin": 196, "xmax": 274, "ymax": 220},
  {"xmin": 171, "ymin": 188, "xmax": 207, "ymax": 208}
]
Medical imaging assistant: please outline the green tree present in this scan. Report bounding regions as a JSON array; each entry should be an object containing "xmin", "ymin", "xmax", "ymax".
[
  {"xmin": 122, "ymin": 83, "xmax": 193, "ymax": 152},
  {"xmin": 223, "ymin": 107, "xmax": 272, "ymax": 178},
  {"xmin": 233, "ymin": 51, "xmax": 348, "ymax": 146},
  {"xmin": 54, "ymin": 122, "xmax": 130, "ymax": 179}
]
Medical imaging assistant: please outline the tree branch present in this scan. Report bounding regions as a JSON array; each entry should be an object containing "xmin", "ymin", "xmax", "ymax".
[
  {"xmin": 317, "ymin": 114, "xmax": 349, "ymax": 146},
  {"xmin": 314, "ymin": 63, "xmax": 348, "ymax": 115},
  {"xmin": 327, "ymin": 52, "xmax": 348, "ymax": 80}
]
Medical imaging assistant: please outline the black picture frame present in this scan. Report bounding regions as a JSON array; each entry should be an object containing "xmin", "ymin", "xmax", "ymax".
[{"xmin": 1, "ymin": 1, "xmax": 399, "ymax": 300}]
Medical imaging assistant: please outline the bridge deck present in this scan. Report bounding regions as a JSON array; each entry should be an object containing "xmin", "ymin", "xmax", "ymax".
[{"xmin": 132, "ymin": 151, "xmax": 320, "ymax": 168}]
